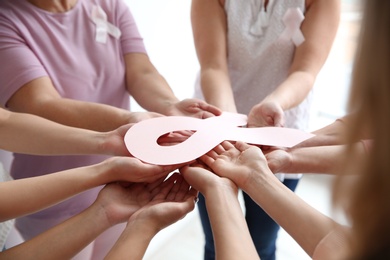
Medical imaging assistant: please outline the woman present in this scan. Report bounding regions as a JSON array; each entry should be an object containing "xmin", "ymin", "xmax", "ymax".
[
  {"xmin": 183, "ymin": 0, "xmax": 390, "ymax": 258},
  {"xmin": 0, "ymin": 0, "xmax": 220, "ymax": 258},
  {"xmin": 191, "ymin": 0, "xmax": 340, "ymax": 258}
]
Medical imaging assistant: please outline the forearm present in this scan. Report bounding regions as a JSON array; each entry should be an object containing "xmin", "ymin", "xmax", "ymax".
[
  {"xmin": 33, "ymin": 98, "xmax": 132, "ymax": 131},
  {"xmin": 6, "ymin": 77, "xmax": 133, "ymax": 132},
  {"xmin": 128, "ymin": 72, "xmax": 178, "ymax": 115},
  {"xmin": 243, "ymin": 172, "xmax": 336, "ymax": 257},
  {"xmin": 287, "ymin": 145, "xmax": 346, "ymax": 174},
  {"xmin": 200, "ymin": 68, "xmax": 236, "ymax": 112},
  {"xmin": 105, "ymin": 220, "xmax": 156, "ymax": 260},
  {"xmin": 205, "ymin": 189, "xmax": 259, "ymax": 260},
  {"xmin": 0, "ymin": 110, "xmax": 111, "ymax": 155},
  {"xmin": 264, "ymin": 71, "xmax": 315, "ymax": 110},
  {"xmin": 0, "ymin": 161, "xmax": 112, "ymax": 221},
  {"xmin": 0, "ymin": 204, "xmax": 110, "ymax": 260},
  {"xmin": 267, "ymin": 0, "xmax": 340, "ymax": 111}
]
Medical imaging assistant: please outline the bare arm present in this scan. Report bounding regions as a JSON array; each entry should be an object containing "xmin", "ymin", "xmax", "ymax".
[
  {"xmin": 248, "ymin": 0, "xmax": 341, "ymax": 127},
  {"xmin": 105, "ymin": 173, "xmax": 197, "ymax": 260},
  {"xmin": 5, "ymin": 77, "xmax": 152, "ymax": 132},
  {"xmin": 266, "ymin": 144, "xmax": 350, "ymax": 174},
  {"xmin": 181, "ymin": 165, "xmax": 259, "ymax": 260},
  {"xmin": 124, "ymin": 53, "xmax": 221, "ymax": 118},
  {"xmin": 201, "ymin": 141, "xmax": 341, "ymax": 257},
  {"xmin": 0, "ymin": 179, "xmax": 184, "ymax": 260},
  {"xmin": 266, "ymin": 0, "xmax": 341, "ymax": 109},
  {"xmin": 0, "ymin": 157, "xmax": 174, "ymax": 222},
  {"xmin": 191, "ymin": 0, "xmax": 236, "ymax": 112},
  {"xmin": 0, "ymin": 108, "xmax": 131, "ymax": 156}
]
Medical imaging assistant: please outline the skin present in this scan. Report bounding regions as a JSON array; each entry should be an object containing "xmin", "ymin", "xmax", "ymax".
[
  {"xmin": 191, "ymin": 0, "xmax": 340, "ymax": 127},
  {"xmin": 0, "ymin": 156, "xmax": 179, "ymax": 222},
  {"xmin": 198, "ymin": 141, "xmax": 343, "ymax": 258},
  {"xmin": 0, "ymin": 108, "xmax": 130, "ymax": 156},
  {"xmin": 7, "ymin": 1, "xmax": 221, "ymax": 133},
  {"xmin": 105, "ymin": 173, "xmax": 198, "ymax": 260},
  {"xmin": 1, "ymin": 173, "xmax": 197, "ymax": 259},
  {"xmin": 181, "ymin": 164, "xmax": 259, "ymax": 260}
]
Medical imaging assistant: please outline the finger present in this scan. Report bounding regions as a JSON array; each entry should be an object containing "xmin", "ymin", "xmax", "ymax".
[
  {"xmin": 151, "ymin": 173, "xmax": 177, "ymax": 199},
  {"xmin": 197, "ymin": 102, "xmax": 222, "ymax": 117},
  {"xmin": 211, "ymin": 144, "xmax": 225, "ymax": 155},
  {"xmin": 175, "ymin": 176, "xmax": 192, "ymax": 201},
  {"xmin": 167, "ymin": 174, "xmax": 184, "ymax": 201},
  {"xmin": 146, "ymin": 175, "xmax": 167, "ymax": 192},
  {"xmin": 234, "ymin": 141, "xmax": 251, "ymax": 152},
  {"xmin": 220, "ymin": 141, "xmax": 235, "ymax": 151}
]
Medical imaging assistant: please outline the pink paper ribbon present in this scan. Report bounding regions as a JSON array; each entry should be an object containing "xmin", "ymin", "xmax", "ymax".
[{"xmin": 124, "ymin": 112, "xmax": 314, "ymax": 165}]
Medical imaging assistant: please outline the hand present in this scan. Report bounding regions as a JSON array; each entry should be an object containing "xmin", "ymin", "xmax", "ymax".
[
  {"xmin": 247, "ymin": 100, "xmax": 284, "ymax": 127},
  {"xmin": 101, "ymin": 123, "xmax": 133, "ymax": 156},
  {"xmin": 264, "ymin": 148, "xmax": 292, "ymax": 174},
  {"xmin": 200, "ymin": 141, "xmax": 272, "ymax": 189},
  {"xmin": 180, "ymin": 163, "xmax": 238, "ymax": 198},
  {"xmin": 102, "ymin": 156, "xmax": 180, "ymax": 183},
  {"xmin": 166, "ymin": 98, "xmax": 222, "ymax": 119},
  {"xmin": 127, "ymin": 172, "xmax": 198, "ymax": 232}
]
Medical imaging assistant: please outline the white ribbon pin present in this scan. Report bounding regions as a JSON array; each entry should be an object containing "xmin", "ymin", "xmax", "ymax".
[
  {"xmin": 280, "ymin": 7, "xmax": 305, "ymax": 46},
  {"xmin": 91, "ymin": 5, "xmax": 121, "ymax": 43}
]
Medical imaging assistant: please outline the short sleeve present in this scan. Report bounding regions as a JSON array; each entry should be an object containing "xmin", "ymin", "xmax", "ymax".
[
  {"xmin": 114, "ymin": 0, "xmax": 147, "ymax": 55},
  {"xmin": 0, "ymin": 17, "xmax": 47, "ymax": 107}
]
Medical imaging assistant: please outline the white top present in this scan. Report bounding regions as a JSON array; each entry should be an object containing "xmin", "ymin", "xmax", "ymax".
[{"xmin": 194, "ymin": 0, "xmax": 310, "ymax": 180}]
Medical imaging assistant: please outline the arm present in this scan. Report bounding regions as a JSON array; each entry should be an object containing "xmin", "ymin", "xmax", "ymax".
[
  {"xmin": 1, "ymin": 177, "xmax": 190, "ymax": 260},
  {"xmin": 0, "ymin": 108, "xmax": 131, "ymax": 156},
  {"xmin": 201, "ymin": 141, "xmax": 342, "ymax": 257},
  {"xmin": 265, "ymin": 145, "xmax": 349, "ymax": 174},
  {"xmin": 180, "ymin": 165, "xmax": 259, "ymax": 260},
  {"xmin": 124, "ymin": 53, "xmax": 221, "ymax": 118},
  {"xmin": 105, "ymin": 173, "xmax": 197, "ymax": 260},
  {"xmin": 0, "ymin": 157, "xmax": 176, "ymax": 222},
  {"xmin": 6, "ymin": 77, "xmax": 161, "ymax": 132},
  {"xmin": 191, "ymin": 0, "xmax": 236, "ymax": 112},
  {"xmin": 248, "ymin": 0, "xmax": 341, "ymax": 127}
]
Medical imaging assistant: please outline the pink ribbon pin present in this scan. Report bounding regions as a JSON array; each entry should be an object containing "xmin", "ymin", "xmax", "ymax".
[{"xmin": 280, "ymin": 7, "xmax": 305, "ymax": 46}]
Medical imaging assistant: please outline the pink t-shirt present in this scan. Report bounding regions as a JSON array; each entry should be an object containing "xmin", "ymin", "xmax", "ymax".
[{"xmin": 0, "ymin": 0, "xmax": 147, "ymax": 239}]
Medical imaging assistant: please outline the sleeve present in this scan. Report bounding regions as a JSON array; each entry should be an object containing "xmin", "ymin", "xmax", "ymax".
[
  {"xmin": 114, "ymin": 0, "xmax": 147, "ymax": 55},
  {"xmin": 0, "ymin": 17, "xmax": 48, "ymax": 107}
]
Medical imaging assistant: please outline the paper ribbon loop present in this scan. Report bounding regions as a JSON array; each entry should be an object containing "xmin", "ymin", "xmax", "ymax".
[
  {"xmin": 91, "ymin": 5, "xmax": 121, "ymax": 43},
  {"xmin": 280, "ymin": 7, "xmax": 305, "ymax": 46},
  {"xmin": 124, "ymin": 112, "xmax": 314, "ymax": 165}
]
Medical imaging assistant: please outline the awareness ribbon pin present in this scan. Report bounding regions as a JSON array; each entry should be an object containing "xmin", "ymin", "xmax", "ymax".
[
  {"xmin": 91, "ymin": 5, "xmax": 121, "ymax": 43},
  {"xmin": 124, "ymin": 112, "xmax": 314, "ymax": 165},
  {"xmin": 280, "ymin": 7, "xmax": 305, "ymax": 46}
]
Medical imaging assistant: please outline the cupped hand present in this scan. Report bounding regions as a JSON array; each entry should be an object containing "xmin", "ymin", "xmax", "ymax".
[
  {"xmin": 166, "ymin": 98, "xmax": 222, "ymax": 119},
  {"xmin": 247, "ymin": 100, "xmax": 284, "ymax": 127},
  {"xmin": 127, "ymin": 172, "xmax": 198, "ymax": 231},
  {"xmin": 102, "ymin": 123, "xmax": 133, "ymax": 156},
  {"xmin": 180, "ymin": 163, "xmax": 238, "ymax": 197},
  {"xmin": 103, "ymin": 156, "xmax": 180, "ymax": 183},
  {"xmin": 199, "ymin": 141, "xmax": 272, "ymax": 189}
]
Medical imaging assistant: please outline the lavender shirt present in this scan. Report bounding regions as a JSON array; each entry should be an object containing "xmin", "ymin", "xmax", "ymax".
[{"xmin": 0, "ymin": 0, "xmax": 146, "ymax": 238}]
